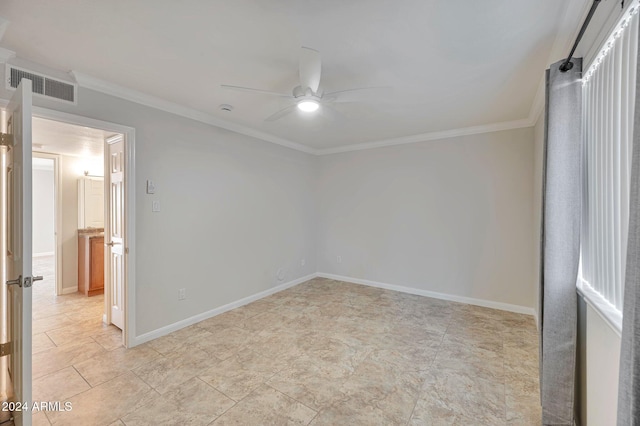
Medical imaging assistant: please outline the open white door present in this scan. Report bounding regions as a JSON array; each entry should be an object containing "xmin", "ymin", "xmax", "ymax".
[
  {"xmin": 4, "ymin": 80, "xmax": 36, "ymax": 426},
  {"xmin": 106, "ymin": 135, "xmax": 125, "ymax": 330}
]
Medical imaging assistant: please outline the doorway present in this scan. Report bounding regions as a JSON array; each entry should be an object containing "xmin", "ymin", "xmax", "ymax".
[
  {"xmin": 1, "ymin": 95, "xmax": 137, "ymax": 417},
  {"xmin": 29, "ymin": 116, "xmax": 127, "ymax": 347},
  {"xmin": 31, "ymin": 154, "xmax": 61, "ymax": 299}
]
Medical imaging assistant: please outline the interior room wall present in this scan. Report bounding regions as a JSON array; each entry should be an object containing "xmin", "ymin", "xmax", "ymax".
[
  {"xmin": 32, "ymin": 166, "xmax": 55, "ymax": 256},
  {"xmin": 316, "ymin": 127, "xmax": 536, "ymax": 311},
  {"xmin": 585, "ymin": 303, "xmax": 621, "ymax": 425},
  {"xmin": 1, "ymin": 79, "xmax": 318, "ymax": 336},
  {"xmin": 58, "ymin": 154, "xmax": 87, "ymax": 293}
]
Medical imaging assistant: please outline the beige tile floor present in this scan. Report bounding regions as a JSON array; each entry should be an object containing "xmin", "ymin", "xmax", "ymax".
[{"xmin": 26, "ymin": 256, "xmax": 541, "ymax": 425}]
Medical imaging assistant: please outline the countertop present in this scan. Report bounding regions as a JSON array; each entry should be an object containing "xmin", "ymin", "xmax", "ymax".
[{"xmin": 78, "ymin": 228, "xmax": 104, "ymax": 237}]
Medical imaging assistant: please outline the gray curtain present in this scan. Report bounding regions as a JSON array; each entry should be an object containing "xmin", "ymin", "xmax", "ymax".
[
  {"xmin": 617, "ymin": 31, "xmax": 640, "ymax": 426},
  {"xmin": 539, "ymin": 58, "xmax": 582, "ymax": 426}
]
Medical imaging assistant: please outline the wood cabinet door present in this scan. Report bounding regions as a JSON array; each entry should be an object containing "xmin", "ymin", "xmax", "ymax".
[{"xmin": 89, "ymin": 237, "xmax": 104, "ymax": 293}]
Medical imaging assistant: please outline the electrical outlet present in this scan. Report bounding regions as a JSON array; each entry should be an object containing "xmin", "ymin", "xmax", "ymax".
[
  {"xmin": 146, "ymin": 180, "xmax": 156, "ymax": 194},
  {"xmin": 337, "ymin": 256, "xmax": 342, "ymax": 263},
  {"xmin": 178, "ymin": 288, "xmax": 186, "ymax": 300},
  {"xmin": 152, "ymin": 200, "xmax": 161, "ymax": 212},
  {"xmin": 301, "ymin": 259, "xmax": 306, "ymax": 266}
]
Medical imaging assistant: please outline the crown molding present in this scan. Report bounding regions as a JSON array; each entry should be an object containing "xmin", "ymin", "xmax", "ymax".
[
  {"xmin": 72, "ymin": 70, "xmax": 542, "ymax": 157},
  {"xmin": 71, "ymin": 71, "xmax": 319, "ymax": 155},
  {"xmin": 0, "ymin": 47, "xmax": 15, "ymax": 63},
  {"xmin": 316, "ymin": 118, "xmax": 533, "ymax": 155},
  {"xmin": 528, "ymin": 75, "xmax": 546, "ymax": 128},
  {"xmin": 0, "ymin": 17, "xmax": 9, "ymax": 43}
]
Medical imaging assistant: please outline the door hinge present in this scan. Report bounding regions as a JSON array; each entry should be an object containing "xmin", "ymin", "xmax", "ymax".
[
  {"xmin": 0, "ymin": 342, "xmax": 11, "ymax": 357},
  {"xmin": 0, "ymin": 132, "xmax": 10, "ymax": 147}
]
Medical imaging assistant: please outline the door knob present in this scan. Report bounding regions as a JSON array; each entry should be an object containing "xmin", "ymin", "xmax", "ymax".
[
  {"xmin": 105, "ymin": 241, "xmax": 120, "ymax": 247},
  {"xmin": 6, "ymin": 275, "xmax": 43, "ymax": 288}
]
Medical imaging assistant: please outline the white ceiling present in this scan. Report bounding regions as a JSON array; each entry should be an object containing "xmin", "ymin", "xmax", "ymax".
[
  {"xmin": 1, "ymin": 0, "xmax": 582, "ymax": 150},
  {"xmin": 32, "ymin": 117, "xmax": 108, "ymax": 158}
]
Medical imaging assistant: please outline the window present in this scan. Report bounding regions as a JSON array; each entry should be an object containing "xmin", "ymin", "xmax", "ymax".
[{"xmin": 579, "ymin": 2, "xmax": 639, "ymax": 332}]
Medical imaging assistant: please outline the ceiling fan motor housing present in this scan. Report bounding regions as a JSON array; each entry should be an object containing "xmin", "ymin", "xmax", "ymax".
[{"xmin": 293, "ymin": 85, "xmax": 318, "ymax": 98}]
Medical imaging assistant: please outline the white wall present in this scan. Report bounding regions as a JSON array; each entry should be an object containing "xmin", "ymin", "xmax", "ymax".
[
  {"xmin": 317, "ymin": 127, "xmax": 536, "ymax": 310},
  {"xmin": 584, "ymin": 302, "xmax": 621, "ymax": 425},
  {"xmin": 59, "ymin": 155, "xmax": 86, "ymax": 293},
  {"xmin": 132, "ymin": 120, "xmax": 317, "ymax": 334},
  {"xmin": 2, "ymin": 80, "xmax": 318, "ymax": 336},
  {"xmin": 32, "ymin": 166, "xmax": 54, "ymax": 255}
]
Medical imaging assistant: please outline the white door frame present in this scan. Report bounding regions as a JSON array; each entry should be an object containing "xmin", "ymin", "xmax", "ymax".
[
  {"xmin": 28, "ymin": 107, "xmax": 136, "ymax": 348},
  {"xmin": 31, "ymin": 152, "xmax": 62, "ymax": 296}
]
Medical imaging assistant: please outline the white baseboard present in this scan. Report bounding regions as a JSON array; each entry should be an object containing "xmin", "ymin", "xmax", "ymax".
[
  {"xmin": 61, "ymin": 287, "xmax": 78, "ymax": 295},
  {"xmin": 33, "ymin": 251, "xmax": 55, "ymax": 258},
  {"xmin": 132, "ymin": 271, "xmax": 537, "ymax": 347},
  {"xmin": 316, "ymin": 272, "xmax": 536, "ymax": 317},
  {"xmin": 132, "ymin": 273, "xmax": 318, "ymax": 347}
]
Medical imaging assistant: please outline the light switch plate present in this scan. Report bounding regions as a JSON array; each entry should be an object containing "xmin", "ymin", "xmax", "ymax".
[
  {"xmin": 147, "ymin": 180, "xmax": 156, "ymax": 194},
  {"xmin": 152, "ymin": 200, "xmax": 160, "ymax": 212}
]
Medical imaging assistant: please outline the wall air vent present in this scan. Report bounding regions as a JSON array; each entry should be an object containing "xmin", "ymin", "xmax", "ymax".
[{"xmin": 6, "ymin": 64, "xmax": 76, "ymax": 104}]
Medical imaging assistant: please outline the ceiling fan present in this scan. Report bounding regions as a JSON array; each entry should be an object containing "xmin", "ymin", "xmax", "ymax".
[{"xmin": 221, "ymin": 47, "xmax": 388, "ymax": 122}]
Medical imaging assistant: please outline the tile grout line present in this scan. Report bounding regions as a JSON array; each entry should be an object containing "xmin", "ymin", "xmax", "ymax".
[
  {"xmin": 264, "ymin": 372, "xmax": 325, "ymax": 417},
  {"xmin": 405, "ymin": 314, "xmax": 451, "ymax": 425},
  {"xmin": 42, "ymin": 409, "xmax": 53, "ymax": 425},
  {"xmin": 264, "ymin": 382, "xmax": 319, "ymax": 417},
  {"xmin": 128, "ymin": 367, "xmax": 161, "ymax": 393},
  {"xmin": 194, "ymin": 376, "xmax": 239, "ymax": 404},
  {"xmin": 192, "ymin": 377, "xmax": 239, "ymax": 424},
  {"xmin": 71, "ymin": 365, "xmax": 93, "ymax": 390}
]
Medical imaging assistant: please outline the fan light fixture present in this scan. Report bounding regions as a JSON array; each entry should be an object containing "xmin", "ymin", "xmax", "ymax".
[
  {"xmin": 221, "ymin": 47, "xmax": 387, "ymax": 122},
  {"xmin": 297, "ymin": 99, "xmax": 319, "ymax": 112}
]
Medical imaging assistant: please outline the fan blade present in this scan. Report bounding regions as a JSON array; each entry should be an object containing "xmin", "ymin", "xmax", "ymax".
[
  {"xmin": 321, "ymin": 104, "xmax": 345, "ymax": 124},
  {"xmin": 265, "ymin": 104, "xmax": 297, "ymax": 122},
  {"xmin": 324, "ymin": 86, "xmax": 392, "ymax": 103},
  {"xmin": 221, "ymin": 85, "xmax": 291, "ymax": 98},
  {"xmin": 299, "ymin": 47, "xmax": 321, "ymax": 93}
]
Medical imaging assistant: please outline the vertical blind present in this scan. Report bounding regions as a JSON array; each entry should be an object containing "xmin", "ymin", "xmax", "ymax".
[{"xmin": 581, "ymin": 4, "xmax": 639, "ymax": 313}]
